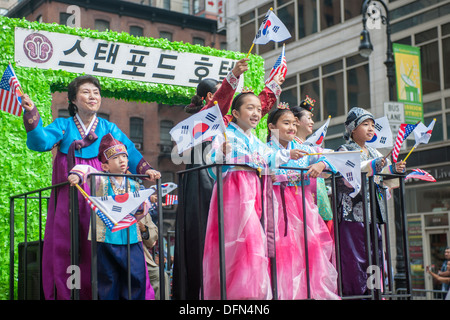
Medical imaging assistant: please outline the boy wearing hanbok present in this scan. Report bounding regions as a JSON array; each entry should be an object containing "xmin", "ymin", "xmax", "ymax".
[{"xmin": 68, "ymin": 133, "xmax": 154, "ymax": 300}]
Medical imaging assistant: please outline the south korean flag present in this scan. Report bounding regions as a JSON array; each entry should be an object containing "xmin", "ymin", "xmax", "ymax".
[
  {"xmin": 322, "ymin": 150, "xmax": 362, "ymax": 198},
  {"xmin": 90, "ymin": 187, "xmax": 155, "ymax": 225},
  {"xmin": 366, "ymin": 116, "xmax": 393, "ymax": 149},
  {"xmin": 170, "ymin": 103, "xmax": 226, "ymax": 154}
]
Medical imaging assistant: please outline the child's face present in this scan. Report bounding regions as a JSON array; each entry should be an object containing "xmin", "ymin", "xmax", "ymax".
[
  {"xmin": 269, "ymin": 112, "xmax": 297, "ymax": 145},
  {"xmin": 232, "ymin": 95, "xmax": 262, "ymax": 131},
  {"xmin": 352, "ymin": 119, "xmax": 375, "ymax": 143},
  {"xmin": 102, "ymin": 153, "xmax": 129, "ymax": 174},
  {"xmin": 296, "ymin": 111, "xmax": 314, "ymax": 137}
]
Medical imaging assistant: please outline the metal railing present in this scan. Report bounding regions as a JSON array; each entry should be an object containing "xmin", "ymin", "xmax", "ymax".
[
  {"xmin": 176, "ymin": 164, "xmax": 413, "ymax": 300},
  {"xmin": 9, "ymin": 173, "xmax": 167, "ymax": 300},
  {"xmin": 10, "ymin": 164, "xmax": 414, "ymax": 300}
]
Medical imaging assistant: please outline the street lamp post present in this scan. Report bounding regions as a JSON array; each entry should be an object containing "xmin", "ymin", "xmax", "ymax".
[
  {"xmin": 359, "ymin": 0, "xmax": 409, "ymax": 296},
  {"xmin": 359, "ymin": 0, "xmax": 395, "ymax": 101}
]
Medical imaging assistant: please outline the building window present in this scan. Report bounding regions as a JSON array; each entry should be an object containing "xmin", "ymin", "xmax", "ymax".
[
  {"xmin": 60, "ymin": 12, "xmax": 71, "ymax": 26},
  {"xmin": 193, "ymin": 0, "xmax": 205, "ymax": 14},
  {"xmin": 58, "ymin": 109, "xmax": 70, "ymax": 118},
  {"xmin": 97, "ymin": 112, "xmax": 109, "ymax": 121},
  {"xmin": 163, "ymin": 0, "xmax": 171, "ymax": 10},
  {"xmin": 193, "ymin": 37, "xmax": 205, "ymax": 46},
  {"xmin": 319, "ymin": 0, "xmax": 341, "ymax": 31},
  {"xmin": 130, "ymin": 117, "xmax": 144, "ymax": 151},
  {"xmin": 160, "ymin": 120, "xmax": 174, "ymax": 154},
  {"xmin": 239, "ymin": 0, "xmax": 357, "ymax": 53},
  {"xmin": 94, "ymin": 19, "xmax": 110, "ymax": 32},
  {"xmin": 298, "ymin": 0, "xmax": 318, "ymax": 40},
  {"xmin": 130, "ymin": 26, "xmax": 144, "ymax": 37},
  {"xmin": 159, "ymin": 31, "xmax": 173, "ymax": 41},
  {"xmin": 183, "ymin": 0, "xmax": 190, "ymax": 14}
]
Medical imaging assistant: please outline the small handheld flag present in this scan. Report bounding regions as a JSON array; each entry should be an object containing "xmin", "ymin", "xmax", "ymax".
[
  {"xmin": 0, "ymin": 64, "xmax": 23, "ymax": 116},
  {"xmin": 266, "ymin": 44, "xmax": 287, "ymax": 84},
  {"xmin": 322, "ymin": 150, "xmax": 363, "ymax": 198},
  {"xmin": 165, "ymin": 194, "xmax": 178, "ymax": 206},
  {"xmin": 253, "ymin": 9, "xmax": 292, "ymax": 45},
  {"xmin": 304, "ymin": 116, "xmax": 331, "ymax": 147},
  {"xmin": 413, "ymin": 118, "xmax": 435, "ymax": 148},
  {"xmin": 405, "ymin": 169, "xmax": 436, "ymax": 182},
  {"xmin": 150, "ymin": 182, "xmax": 177, "ymax": 197},
  {"xmin": 75, "ymin": 183, "xmax": 155, "ymax": 232},
  {"xmin": 170, "ymin": 103, "xmax": 226, "ymax": 155},
  {"xmin": 392, "ymin": 122, "xmax": 419, "ymax": 163},
  {"xmin": 401, "ymin": 119, "xmax": 436, "ymax": 163},
  {"xmin": 246, "ymin": 8, "xmax": 292, "ymax": 57},
  {"xmin": 366, "ymin": 116, "xmax": 393, "ymax": 149}
]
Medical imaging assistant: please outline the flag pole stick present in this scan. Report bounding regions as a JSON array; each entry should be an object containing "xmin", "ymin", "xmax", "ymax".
[
  {"xmin": 402, "ymin": 145, "xmax": 416, "ymax": 162},
  {"xmin": 246, "ymin": 7, "xmax": 274, "ymax": 58},
  {"xmin": 305, "ymin": 150, "xmax": 363, "ymax": 156},
  {"xmin": 383, "ymin": 149, "xmax": 393, "ymax": 161},
  {"xmin": 246, "ymin": 43, "xmax": 255, "ymax": 59}
]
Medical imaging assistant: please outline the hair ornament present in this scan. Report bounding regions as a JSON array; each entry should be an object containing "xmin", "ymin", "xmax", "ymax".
[
  {"xmin": 241, "ymin": 86, "xmax": 254, "ymax": 94},
  {"xmin": 305, "ymin": 95, "xmax": 315, "ymax": 107},
  {"xmin": 277, "ymin": 102, "xmax": 290, "ymax": 110},
  {"xmin": 300, "ymin": 95, "xmax": 315, "ymax": 112}
]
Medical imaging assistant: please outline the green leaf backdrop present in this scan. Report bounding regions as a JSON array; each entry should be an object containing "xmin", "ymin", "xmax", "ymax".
[{"xmin": 0, "ymin": 16, "xmax": 268, "ymax": 299}]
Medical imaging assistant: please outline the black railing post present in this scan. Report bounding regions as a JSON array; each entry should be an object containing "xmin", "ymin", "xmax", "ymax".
[
  {"xmin": 9, "ymin": 197, "xmax": 15, "ymax": 300},
  {"xmin": 89, "ymin": 176, "xmax": 98, "ymax": 300},
  {"xmin": 399, "ymin": 176, "xmax": 412, "ymax": 298},
  {"xmin": 368, "ymin": 176, "xmax": 381, "ymax": 300},
  {"xmin": 69, "ymin": 185, "xmax": 80, "ymax": 300},
  {"xmin": 157, "ymin": 178, "xmax": 166, "ymax": 300},
  {"xmin": 301, "ymin": 170, "xmax": 311, "ymax": 299},
  {"xmin": 361, "ymin": 172, "xmax": 375, "ymax": 300},
  {"xmin": 216, "ymin": 164, "xmax": 227, "ymax": 300},
  {"xmin": 331, "ymin": 173, "xmax": 343, "ymax": 297}
]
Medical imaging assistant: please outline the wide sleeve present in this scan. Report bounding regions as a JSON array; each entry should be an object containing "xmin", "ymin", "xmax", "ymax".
[
  {"xmin": 259, "ymin": 80, "xmax": 282, "ymax": 117},
  {"xmin": 69, "ymin": 164, "xmax": 100, "ymax": 184},
  {"xmin": 200, "ymin": 71, "xmax": 240, "ymax": 116},
  {"xmin": 23, "ymin": 105, "xmax": 66, "ymax": 152}
]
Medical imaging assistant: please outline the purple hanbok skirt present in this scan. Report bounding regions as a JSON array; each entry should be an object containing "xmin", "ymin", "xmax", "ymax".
[{"xmin": 42, "ymin": 151, "xmax": 154, "ymax": 300}]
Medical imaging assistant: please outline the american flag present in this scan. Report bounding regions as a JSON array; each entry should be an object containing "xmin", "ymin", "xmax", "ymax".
[
  {"xmin": 0, "ymin": 64, "xmax": 23, "ymax": 117},
  {"xmin": 165, "ymin": 194, "xmax": 178, "ymax": 206},
  {"xmin": 392, "ymin": 123, "xmax": 418, "ymax": 162},
  {"xmin": 405, "ymin": 169, "xmax": 436, "ymax": 182},
  {"xmin": 266, "ymin": 44, "xmax": 287, "ymax": 84}
]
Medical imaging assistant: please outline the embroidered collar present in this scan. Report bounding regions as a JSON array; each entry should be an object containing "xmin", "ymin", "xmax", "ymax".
[
  {"xmin": 75, "ymin": 113, "xmax": 98, "ymax": 138},
  {"xmin": 109, "ymin": 176, "xmax": 128, "ymax": 194},
  {"xmin": 294, "ymin": 136, "xmax": 304, "ymax": 144},
  {"xmin": 228, "ymin": 122, "xmax": 254, "ymax": 140}
]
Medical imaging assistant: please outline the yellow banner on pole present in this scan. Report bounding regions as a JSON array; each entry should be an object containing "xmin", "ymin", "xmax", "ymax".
[{"xmin": 393, "ymin": 43, "xmax": 424, "ymax": 124}]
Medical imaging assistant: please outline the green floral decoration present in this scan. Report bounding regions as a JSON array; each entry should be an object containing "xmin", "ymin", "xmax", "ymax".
[{"xmin": 0, "ymin": 16, "xmax": 266, "ymax": 300}]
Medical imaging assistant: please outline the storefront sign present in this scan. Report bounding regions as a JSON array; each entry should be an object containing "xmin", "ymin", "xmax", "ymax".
[
  {"xmin": 393, "ymin": 43, "xmax": 424, "ymax": 124},
  {"xmin": 14, "ymin": 27, "xmax": 239, "ymax": 88}
]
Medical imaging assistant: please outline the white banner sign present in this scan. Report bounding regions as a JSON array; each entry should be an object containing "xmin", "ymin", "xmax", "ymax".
[
  {"xmin": 14, "ymin": 27, "xmax": 238, "ymax": 88},
  {"xmin": 384, "ymin": 101, "xmax": 405, "ymax": 136}
]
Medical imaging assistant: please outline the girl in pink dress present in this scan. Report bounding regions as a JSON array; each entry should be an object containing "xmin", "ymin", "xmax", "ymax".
[
  {"xmin": 202, "ymin": 93, "xmax": 303, "ymax": 300},
  {"xmin": 266, "ymin": 105, "xmax": 339, "ymax": 300}
]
